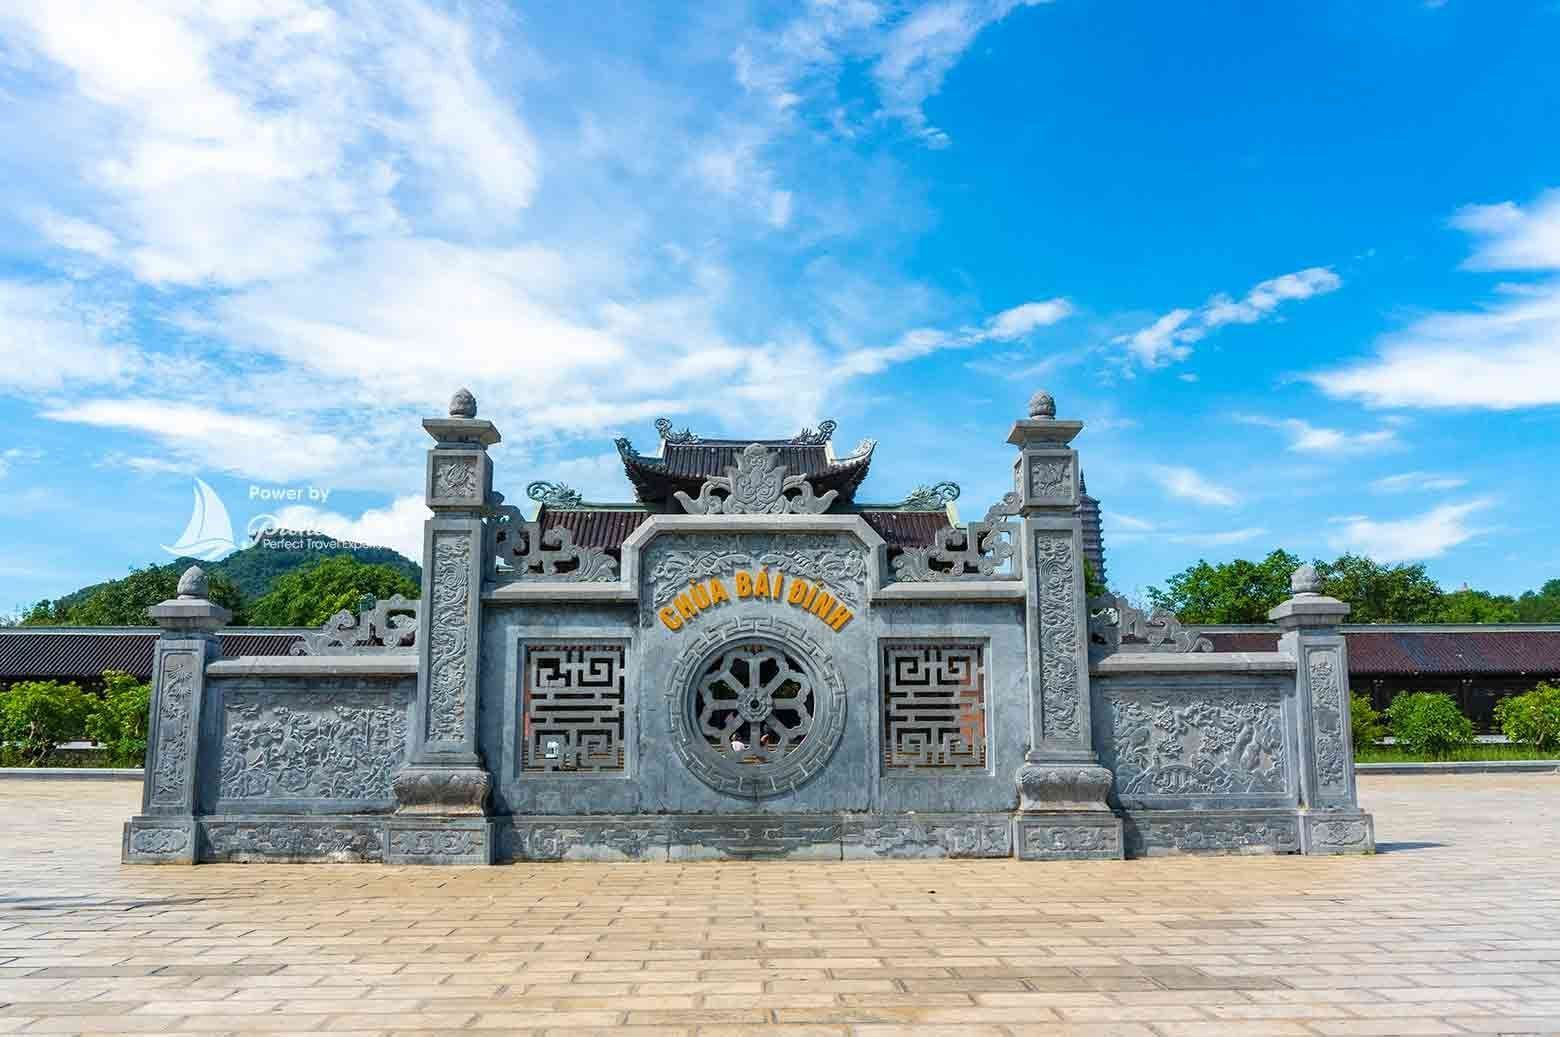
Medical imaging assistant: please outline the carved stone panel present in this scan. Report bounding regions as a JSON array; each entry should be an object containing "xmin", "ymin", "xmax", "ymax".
[
  {"xmin": 149, "ymin": 651, "xmax": 199, "ymax": 808},
  {"xmin": 1015, "ymin": 815, "xmax": 1123, "ymax": 860},
  {"xmin": 200, "ymin": 820, "xmax": 386, "ymax": 862},
  {"xmin": 1306, "ymin": 649, "xmax": 1349, "ymax": 799},
  {"xmin": 668, "ymin": 814, "xmax": 842, "ymax": 859},
  {"xmin": 427, "ymin": 450, "xmax": 487, "ymax": 509},
  {"xmin": 426, "ymin": 531, "xmax": 473, "ymax": 745},
  {"xmin": 844, "ymin": 814, "xmax": 1011, "ymax": 858},
  {"xmin": 1025, "ymin": 453, "xmax": 1076, "ymax": 507},
  {"xmin": 504, "ymin": 817, "xmax": 669, "ymax": 861},
  {"xmin": 1123, "ymin": 810, "xmax": 1301, "ymax": 856},
  {"xmin": 1033, "ymin": 532, "xmax": 1083, "ymax": 743},
  {"xmin": 218, "ymin": 689, "xmax": 409, "ymax": 804},
  {"xmin": 1099, "ymin": 686, "xmax": 1289, "ymax": 804}
]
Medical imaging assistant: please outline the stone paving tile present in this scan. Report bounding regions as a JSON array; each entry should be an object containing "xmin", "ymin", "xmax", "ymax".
[{"xmin": 2, "ymin": 775, "xmax": 1560, "ymax": 1033}]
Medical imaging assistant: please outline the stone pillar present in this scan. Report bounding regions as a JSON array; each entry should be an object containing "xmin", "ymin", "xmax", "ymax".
[
  {"xmin": 1270, "ymin": 565, "xmax": 1375, "ymax": 854},
  {"xmin": 122, "ymin": 566, "xmax": 230, "ymax": 864},
  {"xmin": 388, "ymin": 387, "xmax": 499, "ymax": 864},
  {"xmin": 1008, "ymin": 391, "xmax": 1123, "ymax": 860}
]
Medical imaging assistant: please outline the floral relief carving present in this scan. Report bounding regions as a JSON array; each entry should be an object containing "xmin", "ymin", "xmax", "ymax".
[
  {"xmin": 1021, "ymin": 823, "xmax": 1119, "ymax": 855},
  {"xmin": 427, "ymin": 533, "xmax": 472, "ymax": 744},
  {"xmin": 150, "ymin": 652, "xmax": 197, "ymax": 806},
  {"xmin": 1313, "ymin": 818, "xmax": 1370, "ymax": 848},
  {"xmin": 203, "ymin": 822, "xmax": 384, "ymax": 861},
  {"xmin": 1308, "ymin": 652, "xmax": 1348, "ymax": 793},
  {"xmin": 432, "ymin": 455, "xmax": 480, "ymax": 500},
  {"xmin": 1129, "ymin": 815, "xmax": 1300, "ymax": 854},
  {"xmin": 130, "ymin": 827, "xmax": 190, "ymax": 854},
  {"xmin": 1034, "ymin": 533, "xmax": 1082, "ymax": 741},
  {"xmin": 389, "ymin": 828, "xmax": 483, "ymax": 857},
  {"xmin": 219, "ymin": 692, "xmax": 408, "ymax": 801},
  {"xmin": 1029, "ymin": 458, "xmax": 1071, "ymax": 499},
  {"xmin": 645, "ymin": 533, "xmax": 867, "ymax": 613},
  {"xmin": 1105, "ymin": 692, "xmax": 1288, "ymax": 799},
  {"xmin": 674, "ymin": 443, "xmax": 837, "ymax": 515}
]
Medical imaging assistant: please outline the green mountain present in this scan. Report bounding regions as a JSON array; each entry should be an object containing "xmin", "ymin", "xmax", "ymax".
[{"xmin": 22, "ymin": 533, "xmax": 422, "ymax": 627}]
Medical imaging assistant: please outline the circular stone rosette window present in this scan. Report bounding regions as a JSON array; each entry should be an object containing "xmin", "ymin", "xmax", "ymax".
[{"xmin": 667, "ymin": 617, "xmax": 846, "ymax": 798}]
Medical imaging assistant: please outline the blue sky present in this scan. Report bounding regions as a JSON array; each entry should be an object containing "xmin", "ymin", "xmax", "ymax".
[{"xmin": 1, "ymin": 0, "xmax": 1558, "ymax": 611}]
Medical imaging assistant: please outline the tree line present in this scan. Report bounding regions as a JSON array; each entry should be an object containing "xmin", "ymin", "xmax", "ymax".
[{"xmin": 1145, "ymin": 550, "xmax": 1560, "ymax": 625}]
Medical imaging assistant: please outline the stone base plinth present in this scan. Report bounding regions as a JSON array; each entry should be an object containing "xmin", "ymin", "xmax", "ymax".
[
  {"xmin": 122, "ymin": 817, "xmax": 197, "ymax": 864},
  {"xmin": 1013, "ymin": 812, "xmax": 1124, "ymax": 860},
  {"xmin": 1299, "ymin": 809, "xmax": 1375, "ymax": 855},
  {"xmin": 385, "ymin": 817, "xmax": 494, "ymax": 865},
  {"xmin": 1122, "ymin": 809, "xmax": 1303, "ymax": 856}
]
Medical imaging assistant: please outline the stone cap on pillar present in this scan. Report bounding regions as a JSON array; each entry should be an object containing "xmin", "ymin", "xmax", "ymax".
[
  {"xmin": 1007, "ymin": 389, "xmax": 1083, "ymax": 447},
  {"xmin": 146, "ymin": 565, "xmax": 231, "ymax": 634},
  {"xmin": 424, "ymin": 387, "xmax": 501, "ymax": 448},
  {"xmin": 1268, "ymin": 564, "xmax": 1349, "ymax": 630}
]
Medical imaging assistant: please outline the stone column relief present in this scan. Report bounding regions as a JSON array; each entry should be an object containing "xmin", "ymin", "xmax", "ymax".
[
  {"xmin": 122, "ymin": 566, "xmax": 229, "ymax": 864},
  {"xmin": 1008, "ymin": 391, "xmax": 1122, "ymax": 859},
  {"xmin": 388, "ymin": 388, "xmax": 499, "ymax": 863},
  {"xmin": 1270, "ymin": 564, "xmax": 1375, "ymax": 855}
]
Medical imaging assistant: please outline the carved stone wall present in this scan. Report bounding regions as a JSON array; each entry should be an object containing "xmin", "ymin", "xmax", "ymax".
[
  {"xmin": 1306, "ymin": 648, "xmax": 1349, "ymax": 798},
  {"xmin": 148, "ymin": 650, "xmax": 198, "ymax": 809},
  {"xmin": 1095, "ymin": 679, "xmax": 1294, "ymax": 807},
  {"xmin": 217, "ymin": 686, "xmax": 410, "ymax": 805}
]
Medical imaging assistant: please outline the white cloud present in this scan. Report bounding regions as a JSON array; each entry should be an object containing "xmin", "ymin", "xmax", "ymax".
[
  {"xmin": 985, "ymin": 299, "xmax": 1073, "ymax": 340},
  {"xmin": 1103, "ymin": 511, "xmax": 1265, "ymax": 547},
  {"xmin": 1235, "ymin": 415, "xmax": 1398, "ymax": 454},
  {"xmin": 267, "ymin": 494, "xmax": 429, "ymax": 562},
  {"xmin": 1103, "ymin": 511, "xmax": 1154, "ymax": 532},
  {"xmin": 1328, "ymin": 499, "xmax": 1493, "ymax": 561},
  {"xmin": 41, "ymin": 400, "xmax": 356, "ymax": 484},
  {"xmin": 837, "ymin": 297, "xmax": 1071, "ymax": 377},
  {"xmin": 1370, "ymin": 471, "xmax": 1468, "ymax": 494},
  {"xmin": 1310, "ymin": 188, "xmax": 1560, "ymax": 410},
  {"xmin": 1117, "ymin": 267, "xmax": 1341, "ymax": 369},
  {"xmin": 0, "ymin": 280, "xmax": 134, "ymax": 389},
  {"xmin": 1150, "ymin": 466, "xmax": 1240, "ymax": 508}
]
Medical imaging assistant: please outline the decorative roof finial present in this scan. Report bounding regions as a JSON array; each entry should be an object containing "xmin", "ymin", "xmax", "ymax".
[
  {"xmin": 1028, "ymin": 390, "xmax": 1056, "ymax": 419},
  {"xmin": 449, "ymin": 387, "xmax": 477, "ymax": 418},
  {"xmin": 1291, "ymin": 564, "xmax": 1322, "ymax": 596},
  {"xmin": 177, "ymin": 565, "xmax": 208, "ymax": 600}
]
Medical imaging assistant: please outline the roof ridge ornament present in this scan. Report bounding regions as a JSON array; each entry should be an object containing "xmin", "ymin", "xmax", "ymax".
[
  {"xmin": 900, "ymin": 481, "xmax": 961, "ymax": 511},
  {"xmin": 293, "ymin": 594, "xmax": 420, "ymax": 655},
  {"xmin": 526, "ymin": 480, "xmax": 584, "ymax": 509},
  {"xmin": 791, "ymin": 419, "xmax": 837, "ymax": 445},
  {"xmin": 674, "ymin": 443, "xmax": 838, "ymax": 515},
  {"xmin": 654, "ymin": 417, "xmax": 701, "ymax": 444},
  {"xmin": 488, "ymin": 504, "xmax": 619, "ymax": 581}
]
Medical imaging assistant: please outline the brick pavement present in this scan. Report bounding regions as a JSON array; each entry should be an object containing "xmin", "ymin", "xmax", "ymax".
[{"xmin": 0, "ymin": 775, "xmax": 1557, "ymax": 1035}]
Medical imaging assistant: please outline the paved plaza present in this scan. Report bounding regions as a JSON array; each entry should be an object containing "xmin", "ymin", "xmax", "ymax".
[{"xmin": 0, "ymin": 775, "xmax": 1557, "ymax": 1035}]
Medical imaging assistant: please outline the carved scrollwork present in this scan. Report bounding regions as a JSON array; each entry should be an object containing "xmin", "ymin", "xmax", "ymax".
[
  {"xmin": 899, "ymin": 481, "xmax": 961, "ymax": 510},
  {"xmin": 431, "ymin": 455, "xmax": 480, "ymax": 500},
  {"xmin": 149, "ymin": 652, "xmax": 196, "ymax": 807},
  {"xmin": 645, "ymin": 534, "xmax": 867, "ymax": 612},
  {"xmin": 427, "ymin": 533, "xmax": 471, "ymax": 744},
  {"xmin": 1088, "ymin": 594, "xmax": 1213, "ymax": 654},
  {"xmin": 1308, "ymin": 652, "xmax": 1348, "ymax": 793},
  {"xmin": 1035, "ymin": 533, "xmax": 1082, "ymax": 740},
  {"xmin": 488, "ymin": 504, "xmax": 620, "ymax": 581},
  {"xmin": 526, "ymin": 480, "xmax": 584, "ymax": 509},
  {"xmin": 891, "ymin": 491, "xmax": 1021, "ymax": 581},
  {"xmin": 392, "ymin": 766, "xmax": 491, "ymax": 814},
  {"xmin": 674, "ymin": 443, "xmax": 838, "ymax": 515},
  {"xmin": 292, "ymin": 595, "xmax": 419, "ymax": 655}
]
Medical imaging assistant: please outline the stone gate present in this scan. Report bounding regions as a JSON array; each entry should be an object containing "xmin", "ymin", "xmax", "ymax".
[{"xmin": 123, "ymin": 389, "xmax": 1373, "ymax": 863}]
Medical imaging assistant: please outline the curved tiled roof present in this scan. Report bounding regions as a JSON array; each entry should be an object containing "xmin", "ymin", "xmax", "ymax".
[{"xmin": 614, "ymin": 435, "xmax": 876, "ymax": 505}]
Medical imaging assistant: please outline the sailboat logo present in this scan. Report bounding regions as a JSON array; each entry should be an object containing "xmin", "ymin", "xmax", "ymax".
[{"xmin": 161, "ymin": 477, "xmax": 239, "ymax": 561}]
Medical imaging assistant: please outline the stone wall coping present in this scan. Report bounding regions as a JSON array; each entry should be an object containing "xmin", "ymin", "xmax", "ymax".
[
  {"xmin": 1091, "ymin": 651, "xmax": 1297, "ymax": 674},
  {"xmin": 206, "ymin": 655, "xmax": 418, "ymax": 677},
  {"xmin": 872, "ymin": 581, "xmax": 1027, "ymax": 602}
]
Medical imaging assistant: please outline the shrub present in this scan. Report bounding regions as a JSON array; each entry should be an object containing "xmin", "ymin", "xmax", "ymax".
[
  {"xmin": 1495, "ymin": 683, "xmax": 1560, "ymax": 752},
  {"xmin": 0, "ymin": 680, "xmax": 92, "ymax": 765},
  {"xmin": 1385, "ymin": 692, "xmax": 1475, "ymax": 758},
  {"xmin": 1350, "ymin": 693, "xmax": 1385, "ymax": 751},
  {"xmin": 84, "ymin": 670, "xmax": 152, "ymax": 766}
]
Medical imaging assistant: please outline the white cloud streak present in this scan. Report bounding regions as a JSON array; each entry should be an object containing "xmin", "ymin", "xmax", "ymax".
[
  {"xmin": 1328, "ymin": 499, "xmax": 1493, "ymax": 562},
  {"xmin": 1235, "ymin": 415, "xmax": 1399, "ymax": 454},
  {"xmin": 1150, "ymin": 466, "xmax": 1240, "ymax": 508}
]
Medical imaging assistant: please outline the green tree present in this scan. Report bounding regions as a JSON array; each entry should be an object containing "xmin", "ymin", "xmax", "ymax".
[
  {"xmin": 1385, "ymin": 692, "xmax": 1474, "ymax": 758},
  {"xmin": 1514, "ymin": 579, "xmax": 1560, "ymax": 622},
  {"xmin": 84, "ymin": 670, "xmax": 153, "ymax": 766},
  {"xmin": 1435, "ymin": 588, "xmax": 1519, "ymax": 623},
  {"xmin": 1495, "ymin": 683, "xmax": 1560, "ymax": 751},
  {"xmin": 0, "ymin": 680, "xmax": 92, "ymax": 765},
  {"xmin": 22, "ymin": 565, "xmax": 245, "ymax": 626},
  {"xmin": 1145, "ymin": 549, "xmax": 1300, "ymax": 624},
  {"xmin": 1314, "ymin": 554, "xmax": 1443, "ymax": 623},
  {"xmin": 1350, "ymin": 693, "xmax": 1385, "ymax": 751},
  {"xmin": 247, "ymin": 554, "xmax": 420, "ymax": 628}
]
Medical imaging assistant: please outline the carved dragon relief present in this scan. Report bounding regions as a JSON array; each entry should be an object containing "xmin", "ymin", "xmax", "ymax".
[
  {"xmin": 674, "ymin": 443, "xmax": 837, "ymax": 515},
  {"xmin": 891, "ymin": 491, "xmax": 1022, "ymax": 581}
]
